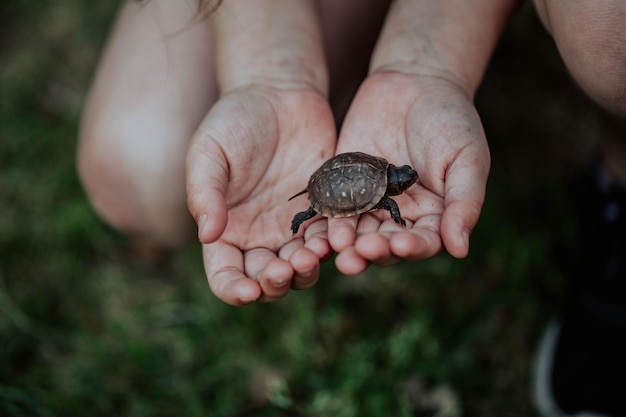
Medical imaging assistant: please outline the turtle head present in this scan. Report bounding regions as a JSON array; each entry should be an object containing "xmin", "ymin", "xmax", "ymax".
[{"xmin": 386, "ymin": 164, "xmax": 418, "ymax": 196}]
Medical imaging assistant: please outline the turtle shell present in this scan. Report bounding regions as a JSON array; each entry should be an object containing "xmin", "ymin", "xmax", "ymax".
[{"xmin": 307, "ymin": 152, "xmax": 389, "ymax": 218}]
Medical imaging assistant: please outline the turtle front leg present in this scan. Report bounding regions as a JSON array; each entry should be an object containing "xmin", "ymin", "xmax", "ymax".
[
  {"xmin": 375, "ymin": 196, "xmax": 406, "ymax": 227},
  {"xmin": 291, "ymin": 206, "xmax": 317, "ymax": 234}
]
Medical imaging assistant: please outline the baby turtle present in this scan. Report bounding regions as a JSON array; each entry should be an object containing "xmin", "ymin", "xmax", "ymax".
[{"xmin": 289, "ymin": 152, "xmax": 418, "ymax": 234}]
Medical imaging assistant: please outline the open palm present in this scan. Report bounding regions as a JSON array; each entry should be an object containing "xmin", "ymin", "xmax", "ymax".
[
  {"xmin": 187, "ymin": 87, "xmax": 336, "ymax": 305},
  {"xmin": 332, "ymin": 72, "xmax": 490, "ymax": 274}
]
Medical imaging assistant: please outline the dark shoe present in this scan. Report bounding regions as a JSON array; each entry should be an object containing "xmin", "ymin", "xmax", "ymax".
[{"xmin": 533, "ymin": 163, "xmax": 626, "ymax": 417}]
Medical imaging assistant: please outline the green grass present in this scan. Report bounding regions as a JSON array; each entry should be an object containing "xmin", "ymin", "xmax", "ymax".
[{"xmin": 0, "ymin": 2, "xmax": 602, "ymax": 416}]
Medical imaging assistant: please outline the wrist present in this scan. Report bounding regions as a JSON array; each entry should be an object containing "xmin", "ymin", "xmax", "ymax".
[
  {"xmin": 211, "ymin": 0, "xmax": 328, "ymax": 95},
  {"xmin": 370, "ymin": 0, "xmax": 519, "ymax": 96}
]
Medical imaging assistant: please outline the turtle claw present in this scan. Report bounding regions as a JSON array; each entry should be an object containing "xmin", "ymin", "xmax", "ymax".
[
  {"xmin": 290, "ymin": 206, "xmax": 317, "ymax": 234},
  {"xmin": 375, "ymin": 196, "xmax": 407, "ymax": 227}
]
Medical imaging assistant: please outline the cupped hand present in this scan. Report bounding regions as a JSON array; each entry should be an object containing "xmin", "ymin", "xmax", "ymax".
[
  {"xmin": 186, "ymin": 87, "xmax": 336, "ymax": 305},
  {"xmin": 331, "ymin": 71, "xmax": 490, "ymax": 274}
]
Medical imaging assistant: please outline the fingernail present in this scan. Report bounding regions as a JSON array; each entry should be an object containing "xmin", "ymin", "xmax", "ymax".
[
  {"xmin": 272, "ymin": 279, "xmax": 289, "ymax": 289},
  {"xmin": 198, "ymin": 213, "xmax": 207, "ymax": 241},
  {"xmin": 463, "ymin": 229, "xmax": 470, "ymax": 249},
  {"xmin": 238, "ymin": 286, "xmax": 260, "ymax": 304},
  {"xmin": 299, "ymin": 268, "xmax": 314, "ymax": 279}
]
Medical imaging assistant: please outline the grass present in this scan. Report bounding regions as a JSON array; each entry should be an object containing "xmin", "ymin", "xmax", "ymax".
[{"xmin": 0, "ymin": 2, "xmax": 603, "ymax": 416}]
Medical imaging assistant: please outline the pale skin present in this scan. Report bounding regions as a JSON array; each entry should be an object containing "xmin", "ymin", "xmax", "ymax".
[{"xmin": 79, "ymin": 0, "xmax": 626, "ymax": 305}]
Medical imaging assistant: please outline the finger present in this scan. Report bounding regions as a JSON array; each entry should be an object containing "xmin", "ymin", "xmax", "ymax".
[
  {"xmin": 203, "ymin": 241, "xmax": 261, "ymax": 306},
  {"xmin": 354, "ymin": 212, "xmax": 443, "ymax": 264},
  {"xmin": 353, "ymin": 213, "xmax": 417, "ymax": 264},
  {"xmin": 327, "ymin": 216, "xmax": 359, "ymax": 252},
  {"xmin": 303, "ymin": 218, "xmax": 333, "ymax": 262},
  {"xmin": 186, "ymin": 138, "xmax": 229, "ymax": 244},
  {"xmin": 441, "ymin": 161, "xmax": 489, "ymax": 258},
  {"xmin": 352, "ymin": 214, "xmax": 394, "ymax": 263},
  {"xmin": 441, "ymin": 199, "xmax": 479, "ymax": 258},
  {"xmin": 354, "ymin": 232, "xmax": 399, "ymax": 265},
  {"xmin": 390, "ymin": 215, "xmax": 443, "ymax": 260},
  {"xmin": 335, "ymin": 246, "xmax": 369, "ymax": 275},
  {"xmin": 244, "ymin": 248, "xmax": 295, "ymax": 301},
  {"xmin": 278, "ymin": 240, "xmax": 320, "ymax": 290},
  {"xmin": 290, "ymin": 251, "xmax": 320, "ymax": 290}
]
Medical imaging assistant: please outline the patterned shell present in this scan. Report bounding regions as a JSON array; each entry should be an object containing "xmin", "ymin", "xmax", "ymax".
[{"xmin": 307, "ymin": 152, "xmax": 389, "ymax": 218}]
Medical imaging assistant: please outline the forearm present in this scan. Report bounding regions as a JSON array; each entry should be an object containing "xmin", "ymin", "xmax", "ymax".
[
  {"xmin": 210, "ymin": 0, "xmax": 328, "ymax": 95},
  {"xmin": 371, "ymin": 0, "xmax": 520, "ymax": 95}
]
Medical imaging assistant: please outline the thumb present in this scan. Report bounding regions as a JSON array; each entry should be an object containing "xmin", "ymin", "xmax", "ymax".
[
  {"xmin": 440, "ymin": 153, "xmax": 490, "ymax": 258},
  {"xmin": 186, "ymin": 140, "xmax": 229, "ymax": 244}
]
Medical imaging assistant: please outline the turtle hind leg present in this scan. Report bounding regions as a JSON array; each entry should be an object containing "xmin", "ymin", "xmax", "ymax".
[
  {"xmin": 375, "ymin": 196, "xmax": 406, "ymax": 227},
  {"xmin": 291, "ymin": 206, "xmax": 317, "ymax": 234}
]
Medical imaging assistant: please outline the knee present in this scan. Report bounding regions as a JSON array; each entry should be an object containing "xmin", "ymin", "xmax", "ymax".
[
  {"xmin": 78, "ymin": 114, "xmax": 194, "ymax": 246},
  {"xmin": 534, "ymin": 0, "xmax": 626, "ymax": 116},
  {"xmin": 78, "ymin": 121, "xmax": 141, "ymax": 236}
]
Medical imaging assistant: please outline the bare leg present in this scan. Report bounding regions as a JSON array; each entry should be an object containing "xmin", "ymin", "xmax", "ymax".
[
  {"xmin": 532, "ymin": 2, "xmax": 626, "ymax": 415},
  {"xmin": 534, "ymin": 0, "xmax": 626, "ymax": 176},
  {"xmin": 534, "ymin": 0, "xmax": 626, "ymax": 118},
  {"xmin": 78, "ymin": 0, "xmax": 218, "ymax": 246}
]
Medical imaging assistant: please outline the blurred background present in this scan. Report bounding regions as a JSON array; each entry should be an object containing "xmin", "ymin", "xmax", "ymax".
[{"xmin": 0, "ymin": 1, "xmax": 604, "ymax": 416}]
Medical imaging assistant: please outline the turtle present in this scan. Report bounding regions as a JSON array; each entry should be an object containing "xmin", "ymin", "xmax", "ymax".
[{"xmin": 289, "ymin": 152, "xmax": 418, "ymax": 234}]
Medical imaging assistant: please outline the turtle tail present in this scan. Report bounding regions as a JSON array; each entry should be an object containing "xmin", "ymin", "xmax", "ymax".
[{"xmin": 288, "ymin": 189, "xmax": 307, "ymax": 201}]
